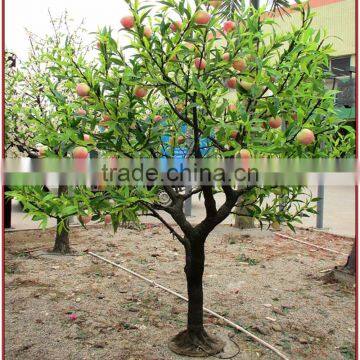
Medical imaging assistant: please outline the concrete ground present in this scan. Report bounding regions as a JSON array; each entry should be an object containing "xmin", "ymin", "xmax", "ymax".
[{"xmin": 6, "ymin": 186, "xmax": 356, "ymax": 238}]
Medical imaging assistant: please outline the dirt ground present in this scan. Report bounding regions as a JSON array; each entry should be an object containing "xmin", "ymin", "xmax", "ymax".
[{"xmin": 5, "ymin": 224, "xmax": 355, "ymax": 360}]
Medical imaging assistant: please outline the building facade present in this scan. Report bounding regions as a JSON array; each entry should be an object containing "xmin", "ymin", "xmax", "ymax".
[{"xmin": 273, "ymin": 0, "xmax": 356, "ymax": 119}]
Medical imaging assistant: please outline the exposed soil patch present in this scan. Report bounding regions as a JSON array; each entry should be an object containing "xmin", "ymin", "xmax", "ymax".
[{"xmin": 5, "ymin": 224, "xmax": 355, "ymax": 359}]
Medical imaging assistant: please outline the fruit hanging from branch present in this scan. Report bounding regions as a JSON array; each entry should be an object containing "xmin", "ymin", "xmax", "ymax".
[
  {"xmin": 232, "ymin": 58, "xmax": 247, "ymax": 72},
  {"xmin": 222, "ymin": 52, "xmax": 230, "ymax": 61},
  {"xmin": 209, "ymin": 1, "xmax": 222, "ymax": 8},
  {"xmin": 297, "ymin": 129, "xmax": 315, "ymax": 145},
  {"xmin": 269, "ymin": 116, "xmax": 282, "ymax": 129},
  {"xmin": 154, "ymin": 115, "xmax": 162, "ymax": 123},
  {"xmin": 76, "ymin": 83, "xmax": 90, "ymax": 97},
  {"xmin": 79, "ymin": 215, "xmax": 91, "ymax": 224},
  {"xmin": 143, "ymin": 26, "xmax": 153, "ymax": 38},
  {"xmin": 194, "ymin": 57, "xmax": 206, "ymax": 70},
  {"xmin": 239, "ymin": 149, "xmax": 251, "ymax": 159},
  {"xmin": 177, "ymin": 135, "xmax": 186, "ymax": 145},
  {"xmin": 223, "ymin": 20, "xmax": 236, "ymax": 33},
  {"xmin": 225, "ymin": 77, "xmax": 237, "ymax": 89},
  {"xmin": 228, "ymin": 104, "xmax": 237, "ymax": 112},
  {"xmin": 76, "ymin": 108, "xmax": 87, "ymax": 116},
  {"xmin": 170, "ymin": 21, "xmax": 182, "ymax": 32},
  {"xmin": 120, "ymin": 15, "xmax": 135, "ymax": 29},
  {"xmin": 72, "ymin": 146, "xmax": 89, "ymax": 159},
  {"xmin": 194, "ymin": 11, "xmax": 211, "ymax": 25},
  {"xmin": 134, "ymin": 86, "xmax": 148, "ymax": 98}
]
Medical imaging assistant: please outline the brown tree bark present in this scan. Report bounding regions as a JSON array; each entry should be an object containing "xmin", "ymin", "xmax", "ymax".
[
  {"xmin": 53, "ymin": 217, "xmax": 70, "ymax": 254},
  {"xmin": 234, "ymin": 195, "xmax": 255, "ymax": 229},
  {"xmin": 168, "ymin": 239, "xmax": 225, "ymax": 356},
  {"xmin": 344, "ymin": 241, "xmax": 356, "ymax": 275},
  {"xmin": 164, "ymin": 184, "xmax": 243, "ymax": 356},
  {"xmin": 52, "ymin": 185, "xmax": 71, "ymax": 254},
  {"xmin": 4, "ymin": 186, "xmax": 12, "ymax": 229},
  {"xmin": 186, "ymin": 241, "xmax": 205, "ymax": 333}
]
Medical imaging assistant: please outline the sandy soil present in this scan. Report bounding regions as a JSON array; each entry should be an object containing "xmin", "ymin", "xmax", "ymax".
[{"xmin": 5, "ymin": 224, "xmax": 355, "ymax": 360}]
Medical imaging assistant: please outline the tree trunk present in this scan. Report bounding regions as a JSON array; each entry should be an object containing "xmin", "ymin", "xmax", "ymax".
[
  {"xmin": 168, "ymin": 240, "xmax": 225, "ymax": 356},
  {"xmin": 186, "ymin": 241, "xmax": 205, "ymax": 334},
  {"xmin": 4, "ymin": 186, "xmax": 12, "ymax": 229},
  {"xmin": 52, "ymin": 185, "xmax": 71, "ymax": 254},
  {"xmin": 344, "ymin": 241, "xmax": 356, "ymax": 275},
  {"xmin": 53, "ymin": 218, "xmax": 70, "ymax": 253},
  {"xmin": 234, "ymin": 195, "xmax": 255, "ymax": 229}
]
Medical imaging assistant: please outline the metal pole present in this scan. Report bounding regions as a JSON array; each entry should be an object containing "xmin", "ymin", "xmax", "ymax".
[{"xmin": 316, "ymin": 145, "xmax": 325, "ymax": 229}]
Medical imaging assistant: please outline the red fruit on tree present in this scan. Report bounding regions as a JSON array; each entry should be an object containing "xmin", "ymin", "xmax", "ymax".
[
  {"xmin": 72, "ymin": 146, "xmax": 89, "ymax": 159},
  {"xmin": 230, "ymin": 130, "xmax": 239, "ymax": 139},
  {"xmin": 269, "ymin": 116, "xmax": 282, "ymax": 129},
  {"xmin": 76, "ymin": 108, "xmax": 87, "ymax": 116},
  {"xmin": 207, "ymin": 30, "xmax": 222, "ymax": 41},
  {"xmin": 170, "ymin": 54, "xmax": 177, "ymax": 62},
  {"xmin": 177, "ymin": 135, "xmax": 186, "ymax": 145},
  {"xmin": 228, "ymin": 104, "xmax": 237, "ymax": 112},
  {"xmin": 134, "ymin": 86, "xmax": 148, "ymax": 98},
  {"xmin": 170, "ymin": 21, "xmax": 182, "ymax": 32},
  {"xmin": 225, "ymin": 77, "xmax": 237, "ymax": 89},
  {"xmin": 223, "ymin": 20, "xmax": 236, "ymax": 33},
  {"xmin": 194, "ymin": 11, "xmax": 211, "ymax": 25},
  {"xmin": 121, "ymin": 16, "xmax": 135, "ymax": 29},
  {"xmin": 143, "ymin": 26, "xmax": 152, "ymax": 38},
  {"xmin": 296, "ymin": 129, "xmax": 315, "ymax": 145},
  {"xmin": 83, "ymin": 134, "xmax": 90, "ymax": 142},
  {"xmin": 194, "ymin": 58, "xmax": 206, "ymax": 70},
  {"xmin": 239, "ymin": 149, "xmax": 251, "ymax": 159},
  {"xmin": 154, "ymin": 115, "xmax": 162, "ymax": 122},
  {"xmin": 209, "ymin": 1, "xmax": 222, "ymax": 8},
  {"xmin": 76, "ymin": 83, "xmax": 90, "ymax": 97},
  {"xmin": 232, "ymin": 58, "xmax": 247, "ymax": 72},
  {"xmin": 222, "ymin": 52, "xmax": 230, "ymax": 61},
  {"xmin": 292, "ymin": 113, "xmax": 298, "ymax": 121},
  {"xmin": 79, "ymin": 215, "xmax": 91, "ymax": 224}
]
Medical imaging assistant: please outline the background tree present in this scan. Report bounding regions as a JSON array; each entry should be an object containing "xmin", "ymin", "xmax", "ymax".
[
  {"xmin": 6, "ymin": 12, "xmax": 95, "ymax": 253},
  {"xmin": 8, "ymin": 0, "xmax": 355, "ymax": 355}
]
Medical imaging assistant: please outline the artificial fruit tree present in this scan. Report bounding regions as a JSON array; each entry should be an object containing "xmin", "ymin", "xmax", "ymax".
[
  {"xmin": 5, "ymin": 13, "xmax": 116, "ymax": 253},
  {"xmin": 10, "ymin": 0, "xmax": 355, "ymax": 355}
]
